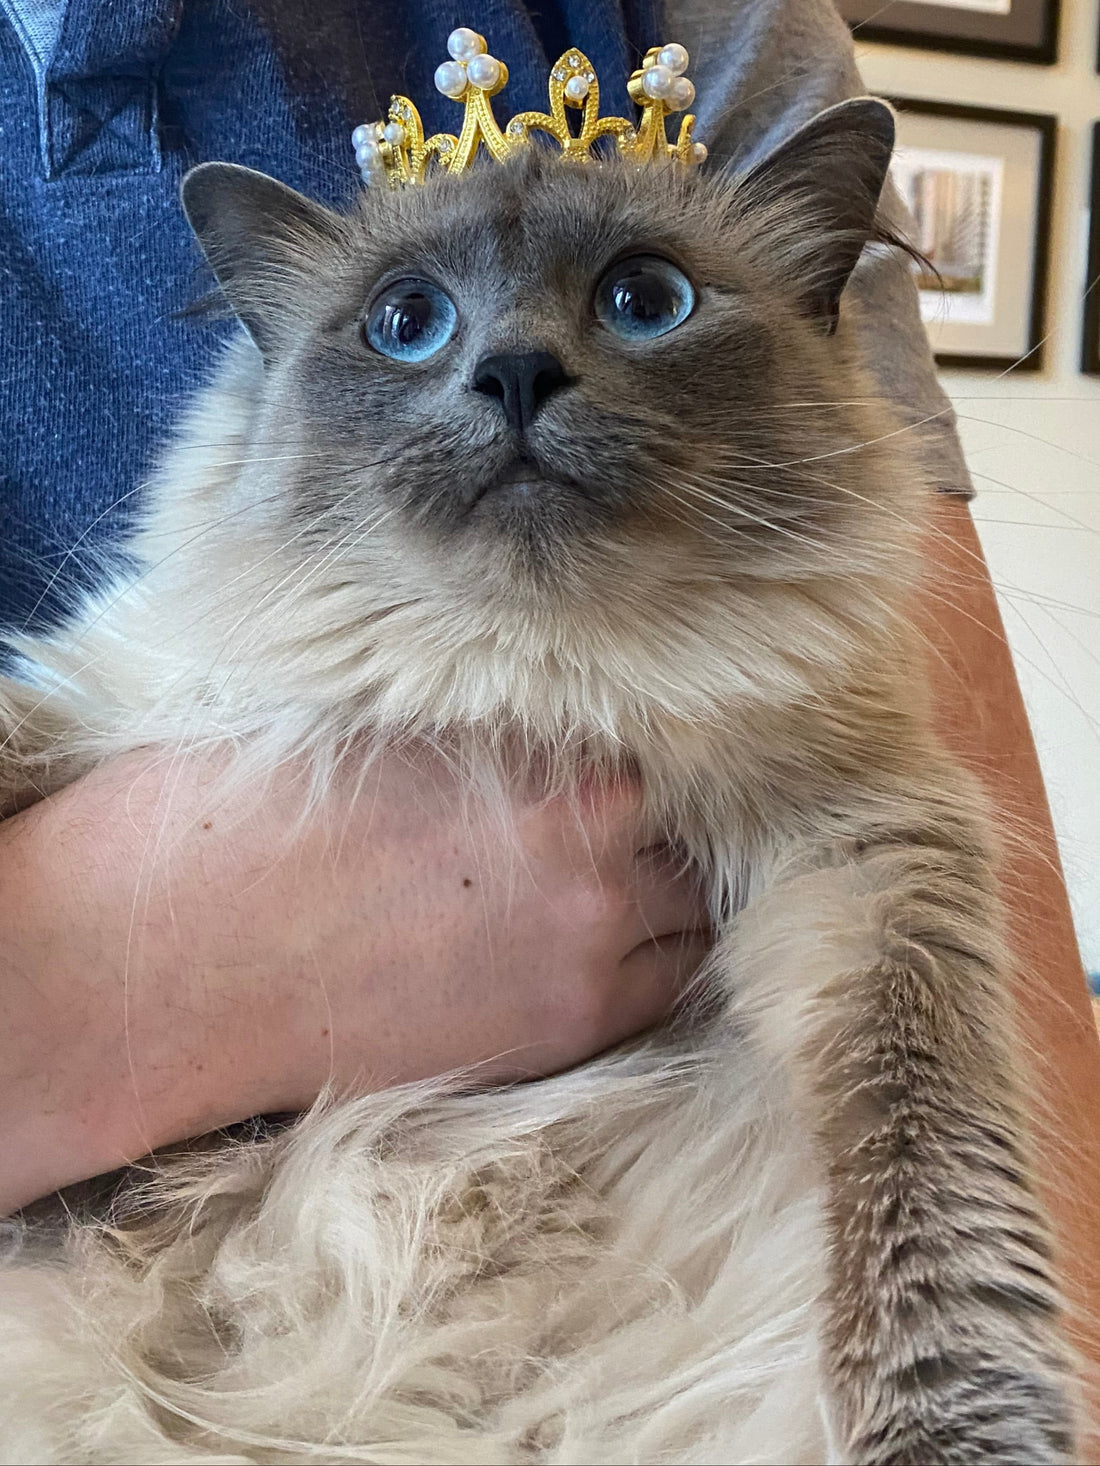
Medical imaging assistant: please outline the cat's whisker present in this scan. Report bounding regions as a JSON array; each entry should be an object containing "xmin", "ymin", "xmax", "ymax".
[
  {"xmin": 0, "ymin": 483, "xmax": 368, "ymax": 759},
  {"xmin": 670, "ymin": 469, "xmax": 899, "ymax": 567},
  {"xmin": 17, "ymin": 479, "xmax": 157, "ymax": 632},
  {"xmin": 1004, "ymin": 597, "xmax": 1100, "ymax": 725},
  {"xmin": 14, "ymin": 444, "xmax": 417, "ymax": 712},
  {"xmin": 954, "ymin": 413, "xmax": 1100, "ymax": 472},
  {"xmin": 183, "ymin": 500, "xmax": 406, "ymax": 722},
  {"xmin": 657, "ymin": 458, "xmax": 1100, "ymax": 730},
  {"xmin": 710, "ymin": 446, "xmax": 980, "ymax": 561},
  {"xmin": 733, "ymin": 456, "xmax": 1100, "ymax": 738},
  {"xmin": 740, "ymin": 405, "xmax": 957, "ymax": 470},
  {"xmin": 912, "ymin": 575, "xmax": 1095, "ymax": 718},
  {"xmin": 966, "ymin": 473, "xmax": 1100, "ymax": 536},
  {"xmin": 168, "ymin": 451, "xmax": 341, "ymax": 469},
  {"xmin": 948, "ymin": 394, "xmax": 1100, "ymax": 402},
  {"xmin": 636, "ymin": 476, "xmax": 756, "ymax": 545}
]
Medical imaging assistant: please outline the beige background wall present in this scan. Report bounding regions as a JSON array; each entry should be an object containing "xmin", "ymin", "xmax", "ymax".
[{"xmin": 856, "ymin": 0, "xmax": 1100, "ymax": 975}]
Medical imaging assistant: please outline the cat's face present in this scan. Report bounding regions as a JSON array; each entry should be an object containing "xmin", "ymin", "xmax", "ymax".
[
  {"xmin": 279, "ymin": 152, "xmax": 798, "ymax": 578},
  {"xmin": 176, "ymin": 103, "xmax": 921, "ymax": 740}
]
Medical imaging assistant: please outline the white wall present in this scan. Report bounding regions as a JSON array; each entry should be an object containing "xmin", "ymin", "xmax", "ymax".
[{"xmin": 856, "ymin": 0, "xmax": 1100, "ymax": 975}]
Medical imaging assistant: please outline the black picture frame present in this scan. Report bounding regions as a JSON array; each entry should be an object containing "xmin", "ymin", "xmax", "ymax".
[
  {"xmin": 889, "ymin": 97, "xmax": 1057, "ymax": 372},
  {"xmin": 839, "ymin": 0, "xmax": 1060, "ymax": 66},
  {"xmin": 1082, "ymin": 123, "xmax": 1100, "ymax": 375}
]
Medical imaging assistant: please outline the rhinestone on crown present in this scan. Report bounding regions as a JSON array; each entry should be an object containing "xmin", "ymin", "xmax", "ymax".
[{"xmin": 351, "ymin": 28, "xmax": 708, "ymax": 187}]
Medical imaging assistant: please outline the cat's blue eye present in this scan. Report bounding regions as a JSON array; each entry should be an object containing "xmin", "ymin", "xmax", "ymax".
[
  {"xmin": 364, "ymin": 279, "xmax": 457, "ymax": 362},
  {"xmin": 594, "ymin": 256, "xmax": 695, "ymax": 341}
]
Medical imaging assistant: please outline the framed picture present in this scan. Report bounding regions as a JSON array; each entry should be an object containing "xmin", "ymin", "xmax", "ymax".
[
  {"xmin": 838, "ymin": 0, "xmax": 1059, "ymax": 65},
  {"xmin": 1082, "ymin": 123, "xmax": 1100, "ymax": 375},
  {"xmin": 889, "ymin": 99, "xmax": 1056, "ymax": 371}
]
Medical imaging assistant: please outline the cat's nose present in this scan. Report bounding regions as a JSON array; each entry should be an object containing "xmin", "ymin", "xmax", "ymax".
[{"xmin": 472, "ymin": 350, "xmax": 570, "ymax": 436}]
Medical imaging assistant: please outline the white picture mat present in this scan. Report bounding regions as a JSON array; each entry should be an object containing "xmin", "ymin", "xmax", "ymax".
[
  {"xmin": 904, "ymin": 0, "xmax": 1011, "ymax": 14},
  {"xmin": 891, "ymin": 111, "xmax": 1043, "ymax": 360},
  {"xmin": 892, "ymin": 147, "xmax": 1004, "ymax": 326}
]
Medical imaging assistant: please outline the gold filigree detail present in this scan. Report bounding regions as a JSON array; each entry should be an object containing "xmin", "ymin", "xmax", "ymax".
[{"xmin": 353, "ymin": 32, "xmax": 707, "ymax": 188}]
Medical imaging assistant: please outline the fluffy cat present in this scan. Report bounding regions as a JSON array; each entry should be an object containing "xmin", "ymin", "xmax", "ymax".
[{"xmin": 0, "ymin": 99, "xmax": 1080, "ymax": 1463}]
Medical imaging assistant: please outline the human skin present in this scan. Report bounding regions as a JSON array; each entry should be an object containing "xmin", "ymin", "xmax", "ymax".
[{"xmin": 0, "ymin": 745, "xmax": 707, "ymax": 1217}]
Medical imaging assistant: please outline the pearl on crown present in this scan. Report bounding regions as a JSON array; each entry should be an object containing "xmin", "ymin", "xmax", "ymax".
[
  {"xmin": 656, "ymin": 43, "xmax": 689, "ymax": 74},
  {"xmin": 466, "ymin": 52, "xmax": 502, "ymax": 90},
  {"xmin": 670, "ymin": 76, "xmax": 695, "ymax": 109},
  {"xmin": 641, "ymin": 64, "xmax": 674, "ymax": 101},
  {"xmin": 434, "ymin": 59, "xmax": 467, "ymax": 99},
  {"xmin": 447, "ymin": 27, "xmax": 485, "ymax": 62},
  {"xmin": 641, "ymin": 43, "xmax": 695, "ymax": 112},
  {"xmin": 435, "ymin": 29, "xmax": 503, "ymax": 97},
  {"xmin": 351, "ymin": 29, "xmax": 710, "ymax": 187}
]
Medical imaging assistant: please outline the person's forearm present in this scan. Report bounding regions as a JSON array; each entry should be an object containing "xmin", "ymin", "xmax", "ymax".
[
  {"xmin": 918, "ymin": 494, "xmax": 1100, "ymax": 1385},
  {"xmin": 0, "ymin": 755, "xmax": 284, "ymax": 1215},
  {"xmin": 0, "ymin": 746, "xmax": 701, "ymax": 1217}
]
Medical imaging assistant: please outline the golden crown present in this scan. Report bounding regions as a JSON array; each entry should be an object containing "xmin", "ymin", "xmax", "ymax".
[{"xmin": 351, "ymin": 28, "xmax": 706, "ymax": 187}]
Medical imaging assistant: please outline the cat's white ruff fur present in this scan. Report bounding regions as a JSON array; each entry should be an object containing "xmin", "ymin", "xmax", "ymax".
[
  {"xmin": 1, "ymin": 1046, "xmax": 829, "ymax": 1464},
  {"xmin": 0, "ymin": 341, "xmax": 873, "ymax": 1465}
]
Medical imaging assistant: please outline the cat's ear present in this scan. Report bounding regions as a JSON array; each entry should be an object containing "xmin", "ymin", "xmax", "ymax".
[
  {"xmin": 181, "ymin": 163, "xmax": 345, "ymax": 354},
  {"xmin": 736, "ymin": 97, "xmax": 895, "ymax": 334}
]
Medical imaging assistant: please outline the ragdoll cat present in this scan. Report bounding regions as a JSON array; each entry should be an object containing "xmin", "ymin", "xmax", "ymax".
[{"xmin": 0, "ymin": 97, "xmax": 1079, "ymax": 1464}]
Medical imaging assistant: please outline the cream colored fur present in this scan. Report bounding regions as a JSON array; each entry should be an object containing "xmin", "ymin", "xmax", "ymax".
[
  {"xmin": 2, "ymin": 1049, "xmax": 829, "ymax": 1464},
  {"xmin": 0, "ymin": 341, "xmax": 851, "ymax": 1466}
]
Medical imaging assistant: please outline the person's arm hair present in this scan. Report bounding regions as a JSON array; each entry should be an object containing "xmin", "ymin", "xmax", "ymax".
[{"xmin": 918, "ymin": 492, "xmax": 1100, "ymax": 1389}]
